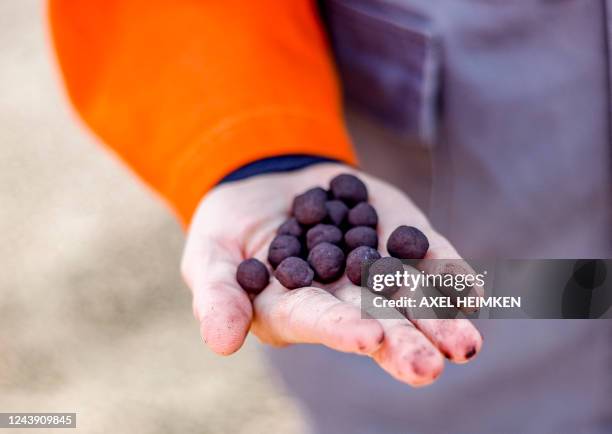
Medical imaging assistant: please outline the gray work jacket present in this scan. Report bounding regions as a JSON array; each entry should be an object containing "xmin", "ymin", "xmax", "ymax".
[{"xmin": 267, "ymin": 1, "xmax": 612, "ymax": 433}]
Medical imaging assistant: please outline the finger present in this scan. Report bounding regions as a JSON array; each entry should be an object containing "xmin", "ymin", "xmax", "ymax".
[
  {"xmin": 365, "ymin": 179, "xmax": 484, "ymax": 312},
  {"xmin": 419, "ymin": 238, "xmax": 486, "ymax": 303},
  {"xmin": 375, "ymin": 319, "xmax": 445, "ymax": 386},
  {"xmin": 334, "ymin": 282, "xmax": 445, "ymax": 387},
  {"xmin": 411, "ymin": 318, "xmax": 483, "ymax": 364},
  {"xmin": 364, "ymin": 176, "xmax": 431, "ymax": 251},
  {"xmin": 253, "ymin": 279, "xmax": 384, "ymax": 355},
  {"xmin": 182, "ymin": 235, "xmax": 253, "ymax": 356},
  {"xmin": 388, "ymin": 267, "xmax": 484, "ymax": 363}
]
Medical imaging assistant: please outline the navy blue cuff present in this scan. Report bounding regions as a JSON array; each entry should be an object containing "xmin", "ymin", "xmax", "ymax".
[{"xmin": 219, "ymin": 154, "xmax": 338, "ymax": 184}]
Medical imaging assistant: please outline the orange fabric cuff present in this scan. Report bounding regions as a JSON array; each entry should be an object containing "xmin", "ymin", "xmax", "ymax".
[{"xmin": 163, "ymin": 108, "xmax": 356, "ymax": 224}]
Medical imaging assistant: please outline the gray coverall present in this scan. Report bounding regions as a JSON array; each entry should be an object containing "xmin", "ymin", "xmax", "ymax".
[{"xmin": 267, "ymin": 1, "xmax": 612, "ymax": 433}]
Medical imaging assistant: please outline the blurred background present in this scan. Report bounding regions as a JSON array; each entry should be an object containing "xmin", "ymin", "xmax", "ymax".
[{"xmin": 0, "ymin": 1, "xmax": 304, "ymax": 432}]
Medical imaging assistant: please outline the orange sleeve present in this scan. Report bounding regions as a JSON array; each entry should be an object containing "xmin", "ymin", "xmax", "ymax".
[{"xmin": 48, "ymin": 0, "xmax": 356, "ymax": 224}]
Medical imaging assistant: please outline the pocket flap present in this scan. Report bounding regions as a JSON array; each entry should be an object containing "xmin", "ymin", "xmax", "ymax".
[{"xmin": 322, "ymin": 0, "xmax": 441, "ymax": 146}]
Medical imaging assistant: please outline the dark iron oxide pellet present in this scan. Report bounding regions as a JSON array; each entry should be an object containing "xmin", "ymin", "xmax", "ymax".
[
  {"xmin": 325, "ymin": 200, "xmax": 349, "ymax": 227},
  {"xmin": 236, "ymin": 258, "xmax": 270, "ymax": 295},
  {"xmin": 292, "ymin": 187, "xmax": 328, "ymax": 225},
  {"xmin": 277, "ymin": 217, "xmax": 304, "ymax": 238},
  {"xmin": 268, "ymin": 234, "xmax": 302, "ymax": 268},
  {"xmin": 366, "ymin": 256, "xmax": 404, "ymax": 297},
  {"xmin": 348, "ymin": 202, "xmax": 378, "ymax": 228},
  {"xmin": 307, "ymin": 242, "xmax": 346, "ymax": 283},
  {"xmin": 329, "ymin": 173, "xmax": 368, "ymax": 206},
  {"xmin": 344, "ymin": 226, "xmax": 378, "ymax": 251},
  {"xmin": 386, "ymin": 225, "xmax": 429, "ymax": 260},
  {"xmin": 306, "ymin": 224, "xmax": 343, "ymax": 250},
  {"xmin": 275, "ymin": 257, "xmax": 314, "ymax": 289},
  {"xmin": 346, "ymin": 246, "xmax": 381, "ymax": 285}
]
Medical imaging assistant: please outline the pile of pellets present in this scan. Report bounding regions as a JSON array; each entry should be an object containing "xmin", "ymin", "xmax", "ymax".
[{"xmin": 236, "ymin": 174, "xmax": 430, "ymax": 295}]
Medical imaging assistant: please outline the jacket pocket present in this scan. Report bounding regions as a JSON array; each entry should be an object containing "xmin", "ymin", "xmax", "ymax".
[{"xmin": 321, "ymin": 0, "xmax": 441, "ymax": 146}]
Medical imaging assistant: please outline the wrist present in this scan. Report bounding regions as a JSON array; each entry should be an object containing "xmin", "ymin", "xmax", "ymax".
[{"xmin": 218, "ymin": 154, "xmax": 342, "ymax": 185}]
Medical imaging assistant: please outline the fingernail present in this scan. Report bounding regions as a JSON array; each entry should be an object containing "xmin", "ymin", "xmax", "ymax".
[{"xmin": 464, "ymin": 346, "xmax": 477, "ymax": 360}]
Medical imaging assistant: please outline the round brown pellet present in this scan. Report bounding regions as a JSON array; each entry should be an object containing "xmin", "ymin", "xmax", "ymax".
[
  {"xmin": 306, "ymin": 224, "xmax": 343, "ymax": 250},
  {"xmin": 292, "ymin": 187, "xmax": 328, "ymax": 225},
  {"xmin": 236, "ymin": 258, "xmax": 270, "ymax": 295},
  {"xmin": 307, "ymin": 242, "xmax": 346, "ymax": 283},
  {"xmin": 346, "ymin": 246, "xmax": 381, "ymax": 285},
  {"xmin": 386, "ymin": 225, "xmax": 429, "ymax": 260},
  {"xmin": 348, "ymin": 202, "xmax": 378, "ymax": 228},
  {"xmin": 268, "ymin": 235, "xmax": 302, "ymax": 268},
  {"xmin": 325, "ymin": 200, "xmax": 349, "ymax": 227},
  {"xmin": 344, "ymin": 226, "xmax": 378, "ymax": 251},
  {"xmin": 366, "ymin": 257, "xmax": 404, "ymax": 297},
  {"xmin": 277, "ymin": 217, "xmax": 304, "ymax": 238},
  {"xmin": 329, "ymin": 173, "xmax": 368, "ymax": 206},
  {"xmin": 275, "ymin": 257, "xmax": 314, "ymax": 289}
]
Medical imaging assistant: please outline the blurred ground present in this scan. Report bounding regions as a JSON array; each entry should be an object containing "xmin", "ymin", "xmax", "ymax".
[{"xmin": 0, "ymin": 1, "xmax": 304, "ymax": 433}]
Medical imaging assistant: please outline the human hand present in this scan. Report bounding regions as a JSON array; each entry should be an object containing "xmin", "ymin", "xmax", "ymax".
[{"xmin": 181, "ymin": 163, "xmax": 483, "ymax": 386}]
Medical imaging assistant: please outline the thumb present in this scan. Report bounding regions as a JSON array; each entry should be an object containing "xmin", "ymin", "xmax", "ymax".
[{"xmin": 182, "ymin": 233, "xmax": 253, "ymax": 356}]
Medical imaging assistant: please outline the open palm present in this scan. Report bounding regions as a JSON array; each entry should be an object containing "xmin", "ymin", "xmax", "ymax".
[{"xmin": 182, "ymin": 163, "xmax": 483, "ymax": 387}]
